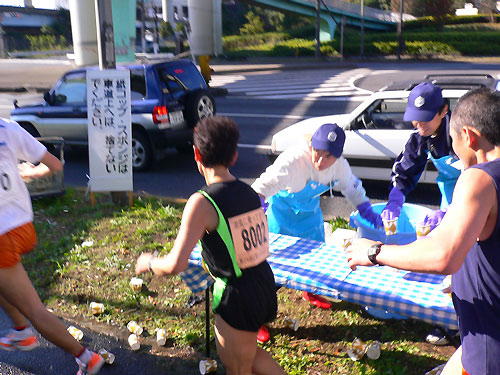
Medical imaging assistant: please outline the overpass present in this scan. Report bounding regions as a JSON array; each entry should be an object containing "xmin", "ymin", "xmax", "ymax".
[{"xmin": 242, "ymin": 0, "xmax": 414, "ymax": 41}]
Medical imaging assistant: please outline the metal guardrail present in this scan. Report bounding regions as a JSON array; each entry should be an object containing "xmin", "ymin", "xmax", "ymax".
[{"xmin": 23, "ymin": 137, "xmax": 65, "ymax": 198}]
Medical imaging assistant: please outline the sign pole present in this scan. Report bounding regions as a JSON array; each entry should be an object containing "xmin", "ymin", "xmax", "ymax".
[{"xmin": 93, "ymin": 0, "xmax": 133, "ymax": 207}]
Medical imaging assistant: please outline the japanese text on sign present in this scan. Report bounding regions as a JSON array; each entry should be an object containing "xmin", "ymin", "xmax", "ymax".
[{"xmin": 87, "ymin": 69, "xmax": 133, "ymax": 192}]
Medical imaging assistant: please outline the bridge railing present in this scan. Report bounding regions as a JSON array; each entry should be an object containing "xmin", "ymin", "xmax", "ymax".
[{"xmin": 301, "ymin": 0, "xmax": 414, "ymax": 23}]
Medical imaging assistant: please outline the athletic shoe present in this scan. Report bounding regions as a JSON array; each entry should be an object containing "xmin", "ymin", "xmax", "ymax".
[
  {"xmin": 425, "ymin": 327, "xmax": 459, "ymax": 346},
  {"xmin": 257, "ymin": 325, "xmax": 270, "ymax": 344},
  {"xmin": 76, "ymin": 352, "xmax": 105, "ymax": 375},
  {"xmin": 0, "ymin": 327, "xmax": 40, "ymax": 351},
  {"xmin": 302, "ymin": 291, "xmax": 331, "ymax": 309}
]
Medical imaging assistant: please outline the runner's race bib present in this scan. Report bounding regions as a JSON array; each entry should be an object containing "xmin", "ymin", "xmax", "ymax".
[
  {"xmin": 0, "ymin": 161, "xmax": 17, "ymax": 207},
  {"xmin": 228, "ymin": 207, "xmax": 270, "ymax": 269}
]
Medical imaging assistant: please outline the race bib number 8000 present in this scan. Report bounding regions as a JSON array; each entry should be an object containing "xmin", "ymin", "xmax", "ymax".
[{"xmin": 228, "ymin": 207, "xmax": 270, "ymax": 269}]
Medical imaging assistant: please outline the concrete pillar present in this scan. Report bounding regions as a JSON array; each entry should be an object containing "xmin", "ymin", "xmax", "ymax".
[
  {"xmin": 187, "ymin": 0, "xmax": 222, "ymax": 56},
  {"xmin": 23, "ymin": 0, "xmax": 33, "ymax": 7},
  {"xmin": 69, "ymin": 0, "xmax": 99, "ymax": 66}
]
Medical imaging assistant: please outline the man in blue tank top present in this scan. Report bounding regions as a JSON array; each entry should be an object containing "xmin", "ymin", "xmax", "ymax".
[{"xmin": 346, "ymin": 87, "xmax": 500, "ymax": 375}]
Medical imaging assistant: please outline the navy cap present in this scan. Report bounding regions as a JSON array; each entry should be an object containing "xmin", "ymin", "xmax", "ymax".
[
  {"xmin": 404, "ymin": 82, "xmax": 444, "ymax": 122},
  {"xmin": 311, "ymin": 123, "xmax": 345, "ymax": 158}
]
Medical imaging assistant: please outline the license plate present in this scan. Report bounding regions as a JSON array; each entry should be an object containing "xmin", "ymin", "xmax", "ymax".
[{"xmin": 169, "ymin": 111, "xmax": 184, "ymax": 125}]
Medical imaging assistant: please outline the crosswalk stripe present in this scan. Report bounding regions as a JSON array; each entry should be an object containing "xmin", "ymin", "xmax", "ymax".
[{"xmin": 211, "ymin": 69, "xmax": 373, "ymax": 99}]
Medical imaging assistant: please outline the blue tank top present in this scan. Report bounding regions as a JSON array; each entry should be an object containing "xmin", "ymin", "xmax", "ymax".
[{"xmin": 451, "ymin": 159, "xmax": 500, "ymax": 375}]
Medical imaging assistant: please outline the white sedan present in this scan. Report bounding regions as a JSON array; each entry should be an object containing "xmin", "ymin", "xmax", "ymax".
[{"xmin": 269, "ymin": 88, "xmax": 468, "ymax": 185}]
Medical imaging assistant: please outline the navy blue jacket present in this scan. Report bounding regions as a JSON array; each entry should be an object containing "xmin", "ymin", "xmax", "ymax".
[{"xmin": 390, "ymin": 113, "xmax": 454, "ymax": 196}]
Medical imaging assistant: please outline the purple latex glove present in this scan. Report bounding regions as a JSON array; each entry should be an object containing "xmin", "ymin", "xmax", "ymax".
[
  {"xmin": 381, "ymin": 187, "xmax": 405, "ymax": 221},
  {"xmin": 357, "ymin": 201, "xmax": 383, "ymax": 228},
  {"xmin": 259, "ymin": 195, "xmax": 269, "ymax": 213},
  {"xmin": 423, "ymin": 208, "xmax": 448, "ymax": 231}
]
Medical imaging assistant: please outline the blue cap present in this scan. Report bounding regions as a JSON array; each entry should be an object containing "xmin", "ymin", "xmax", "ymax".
[
  {"xmin": 404, "ymin": 82, "xmax": 444, "ymax": 122},
  {"xmin": 311, "ymin": 123, "xmax": 345, "ymax": 158}
]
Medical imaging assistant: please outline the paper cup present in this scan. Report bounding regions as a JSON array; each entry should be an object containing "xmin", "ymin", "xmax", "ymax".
[
  {"xmin": 416, "ymin": 223, "xmax": 431, "ymax": 238},
  {"xmin": 128, "ymin": 334, "xmax": 140, "ymax": 351},
  {"xmin": 98, "ymin": 349, "xmax": 115, "ymax": 364},
  {"xmin": 199, "ymin": 359, "xmax": 217, "ymax": 374},
  {"xmin": 156, "ymin": 328, "xmax": 167, "ymax": 346},
  {"xmin": 130, "ymin": 277, "xmax": 143, "ymax": 292},
  {"xmin": 284, "ymin": 317, "xmax": 300, "ymax": 331},
  {"xmin": 366, "ymin": 341, "xmax": 381, "ymax": 360},
  {"xmin": 127, "ymin": 320, "xmax": 143, "ymax": 335},
  {"xmin": 347, "ymin": 338, "xmax": 367, "ymax": 361},
  {"xmin": 90, "ymin": 302, "xmax": 105, "ymax": 315},
  {"xmin": 383, "ymin": 218, "xmax": 398, "ymax": 235},
  {"xmin": 67, "ymin": 326, "xmax": 83, "ymax": 341}
]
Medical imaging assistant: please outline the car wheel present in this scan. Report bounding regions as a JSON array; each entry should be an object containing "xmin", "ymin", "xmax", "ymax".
[
  {"xmin": 132, "ymin": 131, "xmax": 152, "ymax": 171},
  {"xmin": 19, "ymin": 123, "xmax": 40, "ymax": 138},
  {"xmin": 186, "ymin": 91, "xmax": 216, "ymax": 127}
]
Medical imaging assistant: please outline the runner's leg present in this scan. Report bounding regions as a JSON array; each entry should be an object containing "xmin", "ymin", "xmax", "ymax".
[
  {"xmin": 0, "ymin": 263, "xmax": 84, "ymax": 355},
  {"xmin": 0, "ymin": 293, "xmax": 29, "ymax": 327},
  {"xmin": 214, "ymin": 314, "xmax": 284, "ymax": 375}
]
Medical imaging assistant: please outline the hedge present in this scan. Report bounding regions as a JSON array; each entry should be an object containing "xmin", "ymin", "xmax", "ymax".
[{"xmin": 405, "ymin": 14, "xmax": 500, "ymax": 30}]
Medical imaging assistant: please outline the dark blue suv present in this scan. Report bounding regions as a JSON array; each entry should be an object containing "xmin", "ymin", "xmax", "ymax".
[{"xmin": 11, "ymin": 59, "xmax": 215, "ymax": 171}]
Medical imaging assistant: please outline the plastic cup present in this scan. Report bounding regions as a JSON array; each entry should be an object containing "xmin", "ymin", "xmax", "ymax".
[
  {"xmin": 90, "ymin": 302, "xmax": 105, "ymax": 315},
  {"xmin": 129, "ymin": 277, "xmax": 143, "ymax": 292},
  {"xmin": 366, "ymin": 341, "xmax": 381, "ymax": 360},
  {"xmin": 67, "ymin": 326, "xmax": 83, "ymax": 341},
  {"xmin": 416, "ymin": 222, "xmax": 431, "ymax": 238},
  {"xmin": 383, "ymin": 218, "xmax": 398, "ymax": 236},
  {"xmin": 128, "ymin": 334, "xmax": 140, "ymax": 351},
  {"xmin": 98, "ymin": 349, "xmax": 115, "ymax": 364},
  {"xmin": 199, "ymin": 359, "xmax": 217, "ymax": 374},
  {"xmin": 127, "ymin": 320, "xmax": 143, "ymax": 335},
  {"xmin": 156, "ymin": 328, "xmax": 167, "ymax": 346}
]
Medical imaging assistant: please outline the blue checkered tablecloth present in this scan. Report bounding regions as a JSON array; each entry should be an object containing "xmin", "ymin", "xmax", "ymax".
[{"xmin": 179, "ymin": 233, "xmax": 458, "ymax": 330}]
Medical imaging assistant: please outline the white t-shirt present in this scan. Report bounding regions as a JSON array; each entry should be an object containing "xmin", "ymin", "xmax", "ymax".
[
  {"xmin": 251, "ymin": 142, "xmax": 368, "ymax": 208},
  {"xmin": 0, "ymin": 118, "xmax": 46, "ymax": 235}
]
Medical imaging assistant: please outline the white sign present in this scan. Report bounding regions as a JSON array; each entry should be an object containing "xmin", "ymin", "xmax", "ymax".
[{"xmin": 87, "ymin": 69, "xmax": 133, "ymax": 192}]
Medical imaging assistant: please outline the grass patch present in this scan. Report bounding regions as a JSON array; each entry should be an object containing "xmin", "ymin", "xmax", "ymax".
[{"xmin": 28, "ymin": 188, "xmax": 455, "ymax": 374}]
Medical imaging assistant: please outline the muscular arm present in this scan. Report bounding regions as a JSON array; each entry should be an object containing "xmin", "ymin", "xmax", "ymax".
[
  {"xmin": 136, "ymin": 192, "xmax": 218, "ymax": 275},
  {"xmin": 348, "ymin": 168, "xmax": 496, "ymax": 274}
]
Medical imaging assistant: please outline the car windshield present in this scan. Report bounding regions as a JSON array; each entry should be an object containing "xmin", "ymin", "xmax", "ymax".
[
  {"xmin": 355, "ymin": 98, "xmax": 413, "ymax": 130},
  {"xmin": 52, "ymin": 72, "xmax": 86, "ymax": 104}
]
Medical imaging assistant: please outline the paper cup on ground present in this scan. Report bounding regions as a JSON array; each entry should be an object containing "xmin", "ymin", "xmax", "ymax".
[
  {"xmin": 98, "ymin": 349, "xmax": 115, "ymax": 364},
  {"xmin": 347, "ymin": 338, "xmax": 367, "ymax": 361},
  {"xmin": 128, "ymin": 334, "xmax": 140, "ymax": 351},
  {"xmin": 156, "ymin": 328, "xmax": 167, "ymax": 346},
  {"xmin": 284, "ymin": 317, "xmax": 300, "ymax": 331},
  {"xmin": 416, "ymin": 222, "xmax": 431, "ymax": 238},
  {"xmin": 366, "ymin": 341, "xmax": 381, "ymax": 360},
  {"xmin": 199, "ymin": 359, "xmax": 217, "ymax": 374},
  {"xmin": 127, "ymin": 320, "xmax": 143, "ymax": 335},
  {"xmin": 383, "ymin": 218, "xmax": 398, "ymax": 236},
  {"xmin": 67, "ymin": 326, "xmax": 83, "ymax": 341},
  {"xmin": 90, "ymin": 302, "xmax": 105, "ymax": 315},
  {"xmin": 130, "ymin": 277, "xmax": 143, "ymax": 292}
]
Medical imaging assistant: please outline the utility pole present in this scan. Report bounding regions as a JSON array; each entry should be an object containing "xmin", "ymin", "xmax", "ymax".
[
  {"xmin": 0, "ymin": 18, "xmax": 6, "ymax": 59},
  {"xmin": 397, "ymin": 0, "xmax": 404, "ymax": 60},
  {"xmin": 95, "ymin": 0, "xmax": 116, "ymax": 69},
  {"xmin": 139, "ymin": 0, "xmax": 146, "ymax": 53},
  {"xmin": 153, "ymin": 4, "xmax": 159, "ymax": 54},
  {"xmin": 315, "ymin": 0, "xmax": 321, "ymax": 58},
  {"xmin": 360, "ymin": 0, "xmax": 364, "ymax": 58},
  {"xmin": 340, "ymin": 16, "xmax": 346, "ymax": 61}
]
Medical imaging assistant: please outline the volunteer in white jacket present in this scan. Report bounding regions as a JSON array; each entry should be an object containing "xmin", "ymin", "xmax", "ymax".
[{"xmin": 252, "ymin": 123, "xmax": 381, "ymax": 242}]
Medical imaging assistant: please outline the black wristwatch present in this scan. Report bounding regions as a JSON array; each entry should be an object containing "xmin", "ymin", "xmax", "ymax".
[{"xmin": 367, "ymin": 243, "xmax": 383, "ymax": 265}]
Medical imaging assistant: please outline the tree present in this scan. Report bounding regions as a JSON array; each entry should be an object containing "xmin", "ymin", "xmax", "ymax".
[{"xmin": 239, "ymin": 10, "xmax": 265, "ymax": 35}]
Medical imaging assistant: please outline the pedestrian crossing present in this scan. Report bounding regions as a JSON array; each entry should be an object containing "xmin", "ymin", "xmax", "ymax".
[{"xmin": 210, "ymin": 68, "xmax": 374, "ymax": 101}]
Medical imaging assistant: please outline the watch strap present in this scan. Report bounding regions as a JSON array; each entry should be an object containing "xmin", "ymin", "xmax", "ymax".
[{"xmin": 368, "ymin": 243, "xmax": 383, "ymax": 265}]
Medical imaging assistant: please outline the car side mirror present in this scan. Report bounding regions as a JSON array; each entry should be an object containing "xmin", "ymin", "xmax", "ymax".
[{"xmin": 43, "ymin": 92, "xmax": 53, "ymax": 105}]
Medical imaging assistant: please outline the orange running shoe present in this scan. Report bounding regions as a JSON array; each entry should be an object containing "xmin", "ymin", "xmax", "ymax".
[
  {"xmin": 0, "ymin": 327, "xmax": 40, "ymax": 351},
  {"xmin": 76, "ymin": 351, "xmax": 105, "ymax": 375}
]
